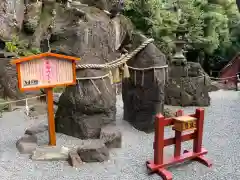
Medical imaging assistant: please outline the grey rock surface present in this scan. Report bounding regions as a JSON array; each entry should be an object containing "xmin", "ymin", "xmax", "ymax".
[
  {"xmin": 0, "ymin": 0, "xmax": 22, "ymax": 40},
  {"xmin": 0, "ymin": 55, "xmax": 25, "ymax": 100},
  {"xmin": 77, "ymin": 140, "xmax": 109, "ymax": 162},
  {"xmin": 55, "ymin": 76, "xmax": 117, "ymax": 139},
  {"xmin": 16, "ymin": 134, "xmax": 38, "ymax": 154},
  {"xmin": 68, "ymin": 150, "xmax": 83, "ymax": 168},
  {"xmin": 23, "ymin": 1, "xmax": 42, "ymax": 33},
  {"xmin": 100, "ymin": 124, "xmax": 122, "ymax": 148},
  {"xmin": 25, "ymin": 124, "xmax": 48, "ymax": 135},
  {"xmin": 165, "ymin": 62, "xmax": 211, "ymax": 106}
]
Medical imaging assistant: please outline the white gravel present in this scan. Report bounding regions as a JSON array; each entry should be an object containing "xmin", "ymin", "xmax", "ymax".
[{"xmin": 0, "ymin": 90, "xmax": 240, "ymax": 180}]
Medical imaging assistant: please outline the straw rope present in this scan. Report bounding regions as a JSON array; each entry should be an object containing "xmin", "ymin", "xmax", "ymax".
[{"xmin": 76, "ymin": 38, "xmax": 154, "ymax": 69}]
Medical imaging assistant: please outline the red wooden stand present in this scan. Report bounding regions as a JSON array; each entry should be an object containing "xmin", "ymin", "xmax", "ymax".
[{"xmin": 146, "ymin": 108, "xmax": 212, "ymax": 180}]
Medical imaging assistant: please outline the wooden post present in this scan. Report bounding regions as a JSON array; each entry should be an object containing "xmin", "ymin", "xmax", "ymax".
[
  {"xmin": 154, "ymin": 114, "xmax": 165, "ymax": 165},
  {"xmin": 46, "ymin": 87, "xmax": 56, "ymax": 146},
  {"xmin": 193, "ymin": 108, "xmax": 204, "ymax": 153},
  {"xmin": 174, "ymin": 110, "xmax": 183, "ymax": 157}
]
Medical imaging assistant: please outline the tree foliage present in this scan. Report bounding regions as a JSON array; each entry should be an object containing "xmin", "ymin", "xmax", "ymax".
[{"xmin": 124, "ymin": 0, "xmax": 240, "ymax": 70}]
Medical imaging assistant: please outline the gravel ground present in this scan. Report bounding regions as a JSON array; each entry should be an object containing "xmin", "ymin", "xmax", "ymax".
[{"xmin": 0, "ymin": 90, "xmax": 240, "ymax": 180}]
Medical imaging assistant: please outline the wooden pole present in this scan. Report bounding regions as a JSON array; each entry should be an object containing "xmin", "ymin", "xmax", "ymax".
[{"xmin": 46, "ymin": 87, "xmax": 56, "ymax": 146}]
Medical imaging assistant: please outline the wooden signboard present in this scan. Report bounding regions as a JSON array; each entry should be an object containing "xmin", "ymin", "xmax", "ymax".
[{"xmin": 11, "ymin": 52, "xmax": 80, "ymax": 146}]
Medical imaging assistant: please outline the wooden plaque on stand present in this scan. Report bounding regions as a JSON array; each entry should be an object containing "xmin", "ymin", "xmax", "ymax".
[{"xmin": 11, "ymin": 52, "xmax": 80, "ymax": 146}]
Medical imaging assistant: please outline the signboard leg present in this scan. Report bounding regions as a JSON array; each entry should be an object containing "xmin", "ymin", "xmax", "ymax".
[{"xmin": 46, "ymin": 88, "xmax": 56, "ymax": 146}]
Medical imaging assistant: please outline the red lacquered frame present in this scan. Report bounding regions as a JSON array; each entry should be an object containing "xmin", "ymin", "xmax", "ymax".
[{"xmin": 146, "ymin": 108, "xmax": 212, "ymax": 180}]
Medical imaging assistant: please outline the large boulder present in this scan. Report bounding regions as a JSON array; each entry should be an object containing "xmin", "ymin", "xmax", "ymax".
[
  {"xmin": 54, "ymin": 7, "xmax": 132, "ymax": 139},
  {"xmin": 122, "ymin": 33, "xmax": 167, "ymax": 132},
  {"xmin": 55, "ymin": 76, "xmax": 117, "ymax": 139},
  {"xmin": 165, "ymin": 62, "xmax": 211, "ymax": 106}
]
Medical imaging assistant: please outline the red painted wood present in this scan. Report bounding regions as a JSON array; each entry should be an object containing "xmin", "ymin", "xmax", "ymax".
[
  {"xmin": 147, "ymin": 108, "xmax": 211, "ymax": 180},
  {"xmin": 154, "ymin": 114, "xmax": 165, "ymax": 165},
  {"xmin": 193, "ymin": 108, "xmax": 204, "ymax": 153},
  {"xmin": 157, "ymin": 168, "xmax": 173, "ymax": 180},
  {"xmin": 164, "ymin": 132, "xmax": 196, "ymax": 146},
  {"xmin": 174, "ymin": 110, "xmax": 183, "ymax": 157},
  {"xmin": 183, "ymin": 150, "xmax": 212, "ymax": 167},
  {"xmin": 220, "ymin": 56, "xmax": 240, "ymax": 84},
  {"xmin": 147, "ymin": 148, "xmax": 208, "ymax": 171}
]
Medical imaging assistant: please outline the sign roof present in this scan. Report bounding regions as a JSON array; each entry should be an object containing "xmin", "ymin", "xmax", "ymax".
[{"xmin": 11, "ymin": 52, "xmax": 80, "ymax": 65}]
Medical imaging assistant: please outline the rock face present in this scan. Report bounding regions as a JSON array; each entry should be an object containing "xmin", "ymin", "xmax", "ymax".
[
  {"xmin": 23, "ymin": 0, "xmax": 42, "ymax": 33},
  {"xmin": 55, "ymin": 78, "xmax": 117, "ymax": 139},
  {"xmin": 122, "ymin": 33, "xmax": 167, "ymax": 132},
  {"xmin": 165, "ymin": 62, "xmax": 211, "ymax": 106}
]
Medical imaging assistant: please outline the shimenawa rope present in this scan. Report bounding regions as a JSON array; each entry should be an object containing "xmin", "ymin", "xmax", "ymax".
[{"xmin": 76, "ymin": 38, "xmax": 154, "ymax": 69}]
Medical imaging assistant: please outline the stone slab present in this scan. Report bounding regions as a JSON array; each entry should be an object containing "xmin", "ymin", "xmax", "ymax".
[{"xmin": 31, "ymin": 146, "xmax": 70, "ymax": 161}]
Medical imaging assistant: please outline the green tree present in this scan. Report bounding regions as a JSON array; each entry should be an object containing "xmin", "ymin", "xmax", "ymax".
[{"xmin": 124, "ymin": 0, "xmax": 240, "ymax": 72}]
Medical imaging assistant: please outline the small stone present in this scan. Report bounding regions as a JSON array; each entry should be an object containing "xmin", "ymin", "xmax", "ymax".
[
  {"xmin": 25, "ymin": 124, "xmax": 48, "ymax": 135},
  {"xmin": 16, "ymin": 135, "xmax": 38, "ymax": 154},
  {"xmin": 100, "ymin": 125, "xmax": 122, "ymax": 148},
  {"xmin": 68, "ymin": 151, "xmax": 83, "ymax": 168},
  {"xmin": 31, "ymin": 146, "xmax": 69, "ymax": 161},
  {"xmin": 163, "ymin": 106, "xmax": 177, "ymax": 118},
  {"xmin": 77, "ymin": 140, "xmax": 109, "ymax": 162}
]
